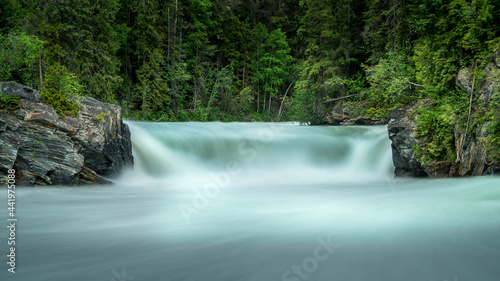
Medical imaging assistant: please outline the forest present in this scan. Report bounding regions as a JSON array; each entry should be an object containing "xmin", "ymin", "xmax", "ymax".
[{"xmin": 1, "ymin": 0, "xmax": 499, "ymax": 128}]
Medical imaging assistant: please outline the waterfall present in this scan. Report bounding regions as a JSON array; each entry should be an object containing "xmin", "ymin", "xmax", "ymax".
[{"xmin": 123, "ymin": 122, "xmax": 394, "ymax": 187}]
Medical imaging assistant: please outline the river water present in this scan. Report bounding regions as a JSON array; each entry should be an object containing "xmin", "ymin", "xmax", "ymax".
[{"xmin": 1, "ymin": 122, "xmax": 499, "ymax": 281}]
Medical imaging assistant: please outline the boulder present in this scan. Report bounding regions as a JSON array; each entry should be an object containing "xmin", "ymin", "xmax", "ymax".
[
  {"xmin": 1, "ymin": 81, "xmax": 41, "ymax": 102},
  {"xmin": 69, "ymin": 97, "xmax": 133, "ymax": 176},
  {"xmin": 477, "ymin": 63, "xmax": 500, "ymax": 103},
  {"xmin": 455, "ymin": 62, "xmax": 500, "ymax": 103},
  {"xmin": 0, "ymin": 83, "xmax": 133, "ymax": 186},
  {"xmin": 387, "ymin": 106, "xmax": 427, "ymax": 177},
  {"xmin": 456, "ymin": 68, "xmax": 473, "ymax": 94}
]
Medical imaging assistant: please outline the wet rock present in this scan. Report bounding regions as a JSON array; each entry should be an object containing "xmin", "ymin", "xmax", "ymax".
[
  {"xmin": 79, "ymin": 166, "xmax": 112, "ymax": 185},
  {"xmin": 387, "ymin": 106, "xmax": 427, "ymax": 177}
]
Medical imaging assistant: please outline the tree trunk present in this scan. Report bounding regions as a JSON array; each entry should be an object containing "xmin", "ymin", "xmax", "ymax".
[
  {"xmin": 167, "ymin": 7, "xmax": 170, "ymax": 60},
  {"xmin": 268, "ymin": 89, "xmax": 272, "ymax": 113},
  {"xmin": 278, "ymin": 81, "xmax": 294, "ymax": 120},
  {"xmin": 142, "ymin": 58, "xmax": 147, "ymax": 119},
  {"xmin": 465, "ymin": 61, "xmax": 477, "ymax": 134},
  {"xmin": 39, "ymin": 55, "xmax": 43, "ymax": 91},
  {"xmin": 242, "ymin": 63, "xmax": 246, "ymax": 88},
  {"xmin": 262, "ymin": 91, "xmax": 266, "ymax": 112},
  {"xmin": 256, "ymin": 89, "xmax": 260, "ymax": 113}
]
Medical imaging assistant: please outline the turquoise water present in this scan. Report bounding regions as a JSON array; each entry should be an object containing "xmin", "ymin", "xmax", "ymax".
[{"xmin": 1, "ymin": 122, "xmax": 499, "ymax": 281}]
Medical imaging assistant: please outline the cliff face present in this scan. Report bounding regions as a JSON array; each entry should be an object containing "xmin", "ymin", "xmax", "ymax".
[
  {"xmin": 388, "ymin": 61, "xmax": 500, "ymax": 178},
  {"xmin": 0, "ymin": 82, "xmax": 133, "ymax": 185}
]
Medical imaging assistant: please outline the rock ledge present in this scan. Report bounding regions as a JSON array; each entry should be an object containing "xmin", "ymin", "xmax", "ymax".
[{"xmin": 0, "ymin": 82, "xmax": 133, "ymax": 186}]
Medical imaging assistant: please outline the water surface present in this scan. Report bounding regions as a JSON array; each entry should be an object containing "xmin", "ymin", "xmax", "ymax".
[{"xmin": 1, "ymin": 122, "xmax": 499, "ymax": 281}]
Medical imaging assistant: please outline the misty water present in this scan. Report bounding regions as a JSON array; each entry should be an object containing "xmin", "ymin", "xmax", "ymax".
[{"xmin": 1, "ymin": 122, "xmax": 500, "ymax": 281}]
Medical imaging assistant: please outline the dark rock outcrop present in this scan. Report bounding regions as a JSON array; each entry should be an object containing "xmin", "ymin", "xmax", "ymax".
[
  {"xmin": 387, "ymin": 104, "xmax": 428, "ymax": 177},
  {"xmin": 389, "ymin": 106, "xmax": 498, "ymax": 178},
  {"xmin": 456, "ymin": 68, "xmax": 474, "ymax": 94},
  {"xmin": 388, "ymin": 104, "xmax": 484, "ymax": 178},
  {"xmin": 0, "ymin": 82, "xmax": 133, "ymax": 186},
  {"xmin": 451, "ymin": 123, "xmax": 494, "ymax": 176}
]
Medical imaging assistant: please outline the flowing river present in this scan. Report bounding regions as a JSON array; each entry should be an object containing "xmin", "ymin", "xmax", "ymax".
[{"xmin": 1, "ymin": 122, "xmax": 499, "ymax": 281}]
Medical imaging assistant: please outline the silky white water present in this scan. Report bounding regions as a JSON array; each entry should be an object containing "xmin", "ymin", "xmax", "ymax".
[{"xmin": 1, "ymin": 122, "xmax": 499, "ymax": 281}]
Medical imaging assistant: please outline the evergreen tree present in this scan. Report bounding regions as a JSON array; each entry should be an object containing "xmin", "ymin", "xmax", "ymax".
[
  {"xmin": 254, "ymin": 28, "xmax": 292, "ymax": 113},
  {"xmin": 0, "ymin": 32, "xmax": 43, "ymax": 84},
  {"xmin": 132, "ymin": 0, "xmax": 168, "ymax": 118},
  {"xmin": 1, "ymin": 0, "xmax": 498, "ymax": 124},
  {"xmin": 17, "ymin": 0, "xmax": 122, "ymax": 102}
]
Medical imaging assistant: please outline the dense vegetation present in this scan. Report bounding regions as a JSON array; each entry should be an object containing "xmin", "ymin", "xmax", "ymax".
[{"xmin": 1, "ymin": 0, "xmax": 500, "ymax": 159}]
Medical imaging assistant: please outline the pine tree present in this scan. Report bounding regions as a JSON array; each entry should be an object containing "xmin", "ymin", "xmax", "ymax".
[
  {"xmin": 254, "ymin": 28, "xmax": 292, "ymax": 113},
  {"xmin": 17, "ymin": 0, "xmax": 122, "ymax": 102},
  {"xmin": 133, "ymin": 0, "xmax": 168, "ymax": 119}
]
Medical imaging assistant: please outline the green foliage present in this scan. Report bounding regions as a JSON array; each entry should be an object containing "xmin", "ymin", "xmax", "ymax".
[
  {"xmin": 413, "ymin": 39, "xmax": 458, "ymax": 94},
  {"xmin": 33, "ymin": 141, "xmax": 42, "ymax": 157},
  {"xmin": 230, "ymin": 86, "xmax": 255, "ymax": 115},
  {"xmin": 251, "ymin": 25, "xmax": 293, "ymax": 113},
  {"xmin": 0, "ymin": 32, "xmax": 43, "ymax": 82},
  {"xmin": 42, "ymin": 87, "xmax": 79, "ymax": 116},
  {"xmin": 19, "ymin": 0, "xmax": 122, "ymax": 102},
  {"xmin": 291, "ymin": 67, "xmax": 324, "ymax": 124},
  {"xmin": 366, "ymin": 106, "xmax": 387, "ymax": 119},
  {"xmin": 411, "ymin": 0, "xmax": 497, "ymax": 97},
  {"xmin": 365, "ymin": 52, "xmax": 417, "ymax": 107},
  {"xmin": 414, "ymin": 104, "xmax": 456, "ymax": 163},
  {"xmin": 489, "ymin": 118, "xmax": 500, "ymax": 160},
  {"xmin": 487, "ymin": 91, "xmax": 500, "ymax": 160},
  {"xmin": 363, "ymin": 0, "xmax": 411, "ymax": 62},
  {"xmin": 1, "ymin": 0, "xmax": 498, "ymax": 124},
  {"xmin": 0, "ymin": 93, "xmax": 20, "ymax": 110},
  {"xmin": 136, "ymin": 50, "xmax": 168, "ymax": 117},
  {"xmin": 42, "ymin": 63, "xmax": 80, "ymax": 116},
  {"xmin": 95, "ymin": 112, "xmax": 109, "ymax": 122}
]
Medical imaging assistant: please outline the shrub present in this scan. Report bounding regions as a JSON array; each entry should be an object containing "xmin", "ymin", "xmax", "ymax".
[
  {"xmin": 364, "ymin": 51, "xmax": 417, "ymax": 107},
  {"xmin": 414, "ymin": 104, "xmax": 456, "ymax": 163},
  {"xmin": 0, "ymin": 93, "xmax": 20, "ymax": 110},
  {"xmin": 41, "ymin": 63, "xmax": 81, "ymax": 116}
]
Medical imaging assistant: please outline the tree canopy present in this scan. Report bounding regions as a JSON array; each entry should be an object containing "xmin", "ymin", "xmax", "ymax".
[{"xmin": 0, "ymin": 0, "xmax": 498, "ymax": 123}]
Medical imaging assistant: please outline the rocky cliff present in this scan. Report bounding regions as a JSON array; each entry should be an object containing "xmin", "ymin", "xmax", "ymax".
[
  {"xmin": 0, "ymin": 82, "xmax": 133, "ymax": 185},
  {"xmin": 388, "ymin": 60, "xmax": 500, "ymax": 177}
]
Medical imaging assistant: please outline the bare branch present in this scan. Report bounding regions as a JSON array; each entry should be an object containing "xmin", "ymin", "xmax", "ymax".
[
  {"xmin": 322, "ymin": 93, "xmax": 360, "ymax": 103},
  {"xmin": 406, "ymin": 81, "xmax": 425, "ymax": 88}
]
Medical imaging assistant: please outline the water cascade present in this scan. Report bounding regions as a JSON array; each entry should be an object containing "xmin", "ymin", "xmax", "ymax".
[{"xmin": 2, "ymin": 122, "xmax": 499, "ymax": 281}]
